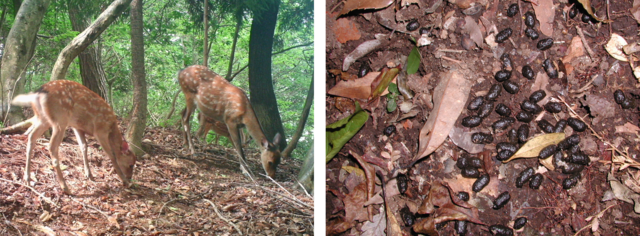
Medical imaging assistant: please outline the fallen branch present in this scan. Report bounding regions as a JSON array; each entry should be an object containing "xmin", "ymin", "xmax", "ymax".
[
  {"xmin": 576, "ymin": 26, "xmax": 596, "ymax": 60},
  {"xmin": 203, "ymin": 199, "xmax": 243, "ymax": 235},
  {"xmin": 0, "ymin": 116, "xmax": 36, "ymax": 134},
  {"xmin": 0, "ymin": 178, "xmax": 58, "ymax": 207}
]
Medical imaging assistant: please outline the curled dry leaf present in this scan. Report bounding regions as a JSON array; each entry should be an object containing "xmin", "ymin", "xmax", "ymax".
[
  {"xmin": 361, "ymin": 207, "xmax": 386, "ymax": 235},
  {"xmin": 339, "ymin": 0, "xmax": 394, "ymax": 16},
  {"xmin": 532, "ymin": 0, "xmax": 555, "ymax": 37},
  {"xmin": 462, "ymin": 16, "xmax": 484, "ymax": 47},
  {"xmin": 414, "ymin": 70, "xmax": 472, "ymax": 162},
  {"xmin": 502, "ymin": 133, "xmax": 565, "ymax": 163},
  {"xmin": 562, "ymin": 36, "xmax": 585, "ymax": 64},
  {"xmin": 576, "ymin": 0, "xmax": 610, "ymax": 22},
  {"xmin": 343, "ymin": 182, "xmax": 370, "ymax": 222},
  {"xmin": 605, "ymin": 33, "xmax": 639, "ymax": 62},
  {"xmin": 414, "ymin": 183, "xmax": 484, "ymax": 235},
  {"xmin": 328, "ymin": 72, "xmax": 380, "ymax": 99},
  {"xmin": 343, "ymin": 35, "xmax": 386, "ymax": 71},
  {"xmin": 607, "ymin": 174, "xmax": 640, "ymax": 213}
]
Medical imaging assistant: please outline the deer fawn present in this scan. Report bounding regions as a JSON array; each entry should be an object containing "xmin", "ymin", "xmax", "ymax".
[
  {"xmin": 11, "ymin": 80, "xmax": 136, "ymax": 194},
  {"xmin": 178, "ymin": 65, "xmax": 281, "ymax": 177},
  {"xmin": 193, "ymin": 111, "xmax": 248, "ymax": 145}
]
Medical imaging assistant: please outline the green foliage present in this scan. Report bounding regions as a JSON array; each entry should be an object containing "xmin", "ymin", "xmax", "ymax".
[
  {"xmin": 326, "ymin": 103, "xmax": 369, "ymax": 163},
  {"xmin": 407, "ymin": 46, "xmax": 421, "ymax": 75},
  {"xmin": 386, "ymin": 83, "xmax": 398, "ymax": 113}
]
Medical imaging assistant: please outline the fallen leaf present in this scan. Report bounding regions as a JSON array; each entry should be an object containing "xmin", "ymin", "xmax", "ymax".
[
  {"xmin": 503, "ymin": 133, "xmax": 565, "ymax": 163},
  {"xmin": 333, "ymin": 18, "xmax": 362, "ymax": 44},
  {"xmin": 615, "ymin": 122, "xmax": 640, "ymax": 134},
  {"xmin": 328, "ymin": 69, "xmax": 358, "ymax": 81},
  {"xmin": 632, "ymin": 0, "xmax": 640, "ymax": 24},
  {"xmin": 350, "ymin": 150, "xmax": 377, "ymax": 217},
  {"xmin": 585, "ymin": 94, "xmax": 615, "ymax": 124},
  {"xmin": 361, "ymin": 207, "xmax": 386, "ymax": 236},
  {"xmin": 343, "ymin": 36, "xmax": 386, "ymax": 71},
  {"xmin": 327, "ymin": 217, "xmax": 354, "ymax": 235},
  {"xmin": 326, "ymin": 104, "xmax": 370, "ymax": 161},
  {"xmin": 562, "ymin": 36, "xmax": 585, "ymax": 65},
  {"xmin": 462, "ymin": 16, "xmax": 484, "ymax": 48},
  {"xmin": 532, "ymin": 0, "xmax": 555, "ymax": 37},
  {"xmin": 344, "ymin": 183, "xmax": 370, "ymax": 222},
  {"xmin": 417, "ymin": 183, "xmax": 453, "ymax": 214},
  {"xmin": 607, "ymin": 174, "xmax": 640, "ymax": 213},
  {"xmin": 576, "ymin": 0, "xmax": 609, "ymax": 22},
  {"xmin": 328, "ymin": 72, "xmax": 379, "ymax": 99},
  {"xmin": 414, "ymin": 70, "xmax": 472, "ymax": 162},
  {"xmin": 339, "ymin": 0, "xmax": 394, "ymax": 16},
  {"xmin": 449, "ymin": 126, "xmax": 485, "ymax": 154},
  {"xmin": 605, "ymin": 33, "xmax": 639, "ymax": 62}
]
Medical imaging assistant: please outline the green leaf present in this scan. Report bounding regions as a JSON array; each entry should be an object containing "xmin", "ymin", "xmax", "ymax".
[
  {"xmin": 502, "ymin": 133, "xmax": 565, "ymax": 163},
  {"xmin": 387, "ymin": 96, "xmax": 397, "ymax": 112},
  {"xmin": 326, "ymin": 103, "xmax": 370, "ymax": 163},
  {"xmin": 407, "ymin": 46, "xmax": 421, "ymax": 75},
  {"xmin": 388, "ymin": 82, "xmax": 399, "ymax": 94}
]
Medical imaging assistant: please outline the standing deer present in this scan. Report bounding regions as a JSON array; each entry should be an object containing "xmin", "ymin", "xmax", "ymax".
[
  {"xmin": 11, "ymin": 80, "xmax": 136, "ymax": 194},
  {"xmin": 178, "ymin": 65, "xmax": 281, "ymax": 177},
  {"xmin": 194, "ymin": 111, "xmax": 249, "ymax": 146}
]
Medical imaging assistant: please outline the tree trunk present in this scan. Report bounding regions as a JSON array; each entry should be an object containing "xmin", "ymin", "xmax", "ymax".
[
  {"xmin": 281, "ymin": 77, "xmax": 312, "ymax": 159},
  {"xmin": 125, "ymin": 0, "xmax": 147, "ymax": 156},
  {"xmin": 49, "ymin": 0, "xmax": 131, "ymax": 82},
  {"xmin": 225, "ymin": 15, "xmax": 241, "ymax": 81},
  {"xmin": 297, "ymin": 143, "xmax": 313, "ymax": 194},
  {"xmin": 67, "ymin": 1, "xmax": 110, "ymax": 103},
  {"xmin": 248, "ymin": 0, "xmax": 286, "ymax": 150},
  {"xmin": 202, "ymin": 0, "xmax": 208, "ymax": 66},
  {"xmin": 0, "ymin": 0, "xmax": 51, "ymax": 125}
]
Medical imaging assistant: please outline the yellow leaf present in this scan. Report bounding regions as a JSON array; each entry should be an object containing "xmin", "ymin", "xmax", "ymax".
[
  {"xmin": 342, "ymin": 166, "xmax": 366, "ymax": 179},
  {"xmin": 503, "ymin": 133, "xmax": 565, "ymax": 163}
]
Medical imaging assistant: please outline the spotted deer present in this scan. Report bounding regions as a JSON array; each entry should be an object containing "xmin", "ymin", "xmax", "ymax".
[
  {"xmin": 195, "ymin": 111, "xmax": 248, "ymax": 145},
  {"xmin": 11, "ymin": 80, "xmax": 136, "ymax": 194},
  {"xmin": 178, "ymin": 65, "xmax": 281, "ymax": 177}
]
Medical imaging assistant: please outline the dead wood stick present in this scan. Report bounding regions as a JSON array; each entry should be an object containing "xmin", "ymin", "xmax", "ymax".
[
  {"xmin": 203, "ymin": 199, "xmax": 243, "ymax": 235},
  {"xmin": 2, "ymin": 213, "xmax": 23, "ymax": 236},
  {"xmin": 576, "ymin": 26, "xmax": 596, "ymax": 59},
  {"xmin": 0, "ymin": 178, "xmax": 58, "ymax": 207},
  {"xmin": 157, "ymin": 198, "xmax": 180, "ymax": 216}
]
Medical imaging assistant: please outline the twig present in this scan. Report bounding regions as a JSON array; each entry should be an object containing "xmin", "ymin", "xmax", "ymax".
[
  {"xmin": 262, "ymin": 174, "xmax": 298, "ymax": 200},
  {"xmin": 257, "ymin": 185, "xmax": 313, "ymax": 210},
  {"xmin": 203, "ymin": 199, "xmax": 243, "ymax": 235},
  {"xmin": 576, "ymin": 26, "xmax": 596, "ymax": 60},
  {"xmin": 67, "ymin": 197, "xmax": 110, "ymax": 219},
  {"xmin": 441, "ymin": 56, "xmax": 462, "ymax": 64},
  {"xmin": 573, "ymin": 203, "xmax": 618, "ymax": 236},
  {"xmin": 330, "ymin": 0, "xmax": 345, "ymax": 13},
  {"xmin": 0, "ymin": 178, "xmax": 58, "ymax": 207},
  {"xmin": 296, "ymin": 181, "xmax": 312, "ymax": 198},
  {"xmin": 157, "ymin": 198, "xmax": 180, "ymax": 216},
  {"xmin": 2, "ymin": 213, "xmax": 22, "ymax": 236},
  {"xmin": 437, "ymin": 49, "xmax": 466, "ymax": 53}
]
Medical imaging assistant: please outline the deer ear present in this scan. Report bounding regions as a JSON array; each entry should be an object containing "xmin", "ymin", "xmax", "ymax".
[
  {"xmin": 272, "ymin": 133, "xmax": 281, "ymax": 146},
  {"xmin": 261, "ymin": 138, "xmax": 270, "ymax": 149}
]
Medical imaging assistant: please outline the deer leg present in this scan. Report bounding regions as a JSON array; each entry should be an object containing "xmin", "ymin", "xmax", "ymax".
[
  {"xmin": 182, "ymin": 95, "xmax": 197, "ymax": 154},
  {"xmin": 23, "ymin": 121, "xmax": 49, "ymax": 184},
  {"xmin": 49, "ymin": 125, "xmax": 71, "ymax": 194},
  {"xmin": 72, "ymin": 128, "xmax": 92, "ymax": 181},
  {"xmin": 95, "ymin": 133, "xmax": 130, "ymax": 187}
]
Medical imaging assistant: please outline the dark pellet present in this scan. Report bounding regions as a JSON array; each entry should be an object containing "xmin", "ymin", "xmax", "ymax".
[
  {"xmin": 506, "ymin": 3, "xmax": 519, "ymax": 17},
  {"xmin": 487, "ymin": 84, "xmax": 503, "ymax": 101},
  {"xmin": 562, "ymin": 175, "xmax": 580, "ymax": 189},
  {"xmin": 497, "ymin": 142, "xmax": 518, "ymax": 153},
  {"xmin": 495, "ymin": 70, "xmax": 512, "ymax": 82},
  {"xmin": 543, "ymin": 59, "xmax": 558, "ymax": 78},
  {"xmin": 384, "ymin": 125, "xmax": 396, "ymax": 136},
  {"xmin": 461, "ymin": 167, "xmax": 480, "ymax": 178},
  {"xmin": 566, "ymin": 134, "xmax": 581, "ymax": 146},
  {"xmin": 489, "ymin": 225, "xmax": 514, "ymax": 236},
  {"xmin": 522, "ymin": 65, "xmax": 535, "ymax": 80},
  {"xmin": 554, "ymin": 119, "xmax": 567, "ymax": 133},
  {"xmin": 514, "ymin": 217, "xmax": 527, "ymax": 229},
  {"xmin": 457, "ymin": 156, "xmax": 470, "ymax": 169},
  {"xmin": 538, "ymin": 144, "xmax": 557, "ymax": 159},
  {"xmin": 538, "ymin": 119, "xmax": 554, "ymax": 133},
  {"xmin": 515, "ymin": 167, "xmax": 535, "ymax": 188},
  {"xmin": 516, "ymin": 111, "xmax": 533, "ymax": 123},
  {"xmin": 400, "ymin": 206, "xmax": 415, "ymax": 226},
  {"xmin": 569, "ymin": 5, "xmax": 578, "ymax": 18},
  {"xmin": 497, "ymin": 149, "xmax": 515, "ymax": 161},
  {"xmin": 517, "ymin": 125, "xmax": 529, "ymax": 143},
  {"xmin": 567, "ymin": 118, "xmax": 587, "ymax": 132},
  {"xmin": 529, "ymin": 90, "xmax": 546, "ymax": 103},
  {"xmin": 561, "ymin": 163, "xmax": 585, "ymax": 174},
  {"xmin": 521, "ymin": 100, "xmax": 543, "ymax": 114},
  {"xmin": 468, "ymin": 96, "xmax": 485, "ymax": 110},
  {"xmin": 537, "ymin": 38, "xmax": 554, "ymax": 51},
  {"xmin": 468, "ymin": 157, "xmax": 483, "ymax": 168},
  {"xmin": 529, "ymin": 173, "xmax": 543, "ymax": 189},
  {"xmin": 493, "ymin": 191, "xmax": 511, "ymax": 209},
  {"xmin": 472, "ymin": 174, "xmax": 490, "ymax": 192},
  {"xmin": 477, "ymin": 102, "xmax": 494, "ymax": 118},
  {"xmin": 397, "ymin": 174, "xmax": 408, "ymax": 193},
  {"xmin": 508, "ymin": 128, "xmax": 518, "ymax": 143},
  {"xmin": 457, "ymin": 191, "xmax": 470, "ymax": 201},
  {"xmin": 614, "ymin": 90, "xmax": 626, "ymax": 104},
  {"xmin": 581, "ymin": 12, "xmax": 593, "ymax": 23},
  {"xmin": 406, "ymin": 20, "xmax": 420, "ymax": 31},
  {"xmin": 621, "ymin": 99, "xmax": 634, "ymax": 109},
  {"xmin": 455, "ymin": 220, "xmax": 467, "ymax": 235},
  {"xmin": 569, "ymin": 145, "xmax": 581, "ymax": 154},
  {"xmin": 503, "ymin": 80, "xmax": 520, "ymax": 94},
  {"xmin": 358, "ymin": 63, "xmax": 369, "ymax": 78},
  {"xmin": 525, "ymin": 28, "xmax": 540, "ymax": 40},
  {"xmin": 495, "ymin": 28, "xmax": 513, "ymax": 43},
  {"xmin": 462, "ymin": 116, "xmax": 483, "ymax": 127},
  {"xmin": 472, "ymin": 132, "xmax": 493, "ymax": 144},
  {"xmin": 493, "ymin": 117, "xmax": 515, "ymax": 131},
  {"xmin": 501, "ymin": 53, "xmax": 513, "ymax": 70},
  {"xmin": 524, "ymin": 11, "xmax": 536, "ymax": 28},
  {"xmin": 544, "ymin": 102, "xmax": 563, "ymax": 113},
  {"xmin": 569, "ymin": 152, "xmax": 590, "ymax": 165}
]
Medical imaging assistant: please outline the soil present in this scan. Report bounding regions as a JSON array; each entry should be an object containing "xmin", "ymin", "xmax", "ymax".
[
  {"xmin": 0, "ymin": 126, "xmax": 313, "ymax": 235},
  {"xmin": 326, "ymin": 0, "xmax": 640, "ymax": 235}
]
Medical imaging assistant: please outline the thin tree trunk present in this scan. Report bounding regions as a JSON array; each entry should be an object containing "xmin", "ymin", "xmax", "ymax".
[
  {"xmin": 1, "ymin": 0, "xmax": 51, "ymax": 125},
  {"xmin": 248, "ymin": 0, "xmax": 286, "ymax": 150},
  {"xmin": 281, "ymin": 77, "xmax": 312, "ymax": 158},
  {"xmin": 225, "ymin": 16, "xmax": 241, "ymax": 81},
  {"xmin": 49, "ymin": 0, "xmax": 132, "ymax": 82},
  {"xmin": 202, "ymin": 0, "xmax": 208, "ymax": 66},
  {"xmin": 126, "ymin": 0, "xmax": 147, "ymax": 156},
  {"xmin": 67, "ymin": 1, "xmax": 110, "ymax": 102}
]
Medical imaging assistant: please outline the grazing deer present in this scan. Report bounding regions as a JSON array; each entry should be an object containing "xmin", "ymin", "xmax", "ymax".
[
  {"xmin": 194, "ymin": 111, "xmax": 248, "ymax": 146},
  {"xmin": 178, "ymin": 65, "xmax": 281, "ymax": 177},
  {"xmin": 11, "ymin": 80, "xmax": 136, "ymax": 194}
]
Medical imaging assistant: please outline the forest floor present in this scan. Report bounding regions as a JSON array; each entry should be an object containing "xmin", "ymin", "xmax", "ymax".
[
  {"xmin": 327, "ymin": 0, "xmax": 640, "ymax": 235},
  {"xmin": 0, "ymin": 126, "xmax": 313, "ymax": 235}
]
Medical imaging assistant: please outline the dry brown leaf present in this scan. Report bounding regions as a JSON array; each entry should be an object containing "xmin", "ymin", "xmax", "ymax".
[
  {"xmin": 532, "ymin": 0, "xmax": 555, "ymax": 37},
  {"xmin": 414, "ymin": 70, "xmax": 472, "ymax": 161},
  {"xmin": 328, "ymin": 69, "xmax": 358, "ymax": 81},
  {"xmin": 503, "ymin": 133, "xmax": 565, "ymax": 163},
  {"xmin": 344, "ymin": 183, "xmax": 370, "ymax": 222},
  {"xmin": 462, "ymin": 16, "xmax": 483, "ymax": 48},
  {"xmin": 449, "ymin": 126, "xmax": 485, "ymax": 154},
  {"xmin": 615, "ymin": 122, "xmax": 640, "ymax": 134},
  {"xmin": 339, "ymin": 0, "xmax": 394, "ymax": 16},
  {"xmin": 328, "ymin": 72, "xmax": 379, "ymax": 99},
  {"xmin": 562, "ymin": 36, "xmax": 585, "ymax": 64},
  {"xmin": 418, "ymin": 183, "xmax": 450, "ymax": 214},
  {"xmin": 632, "ymin": 0, "xmax": 640, "ymax": 24},
  {"xmin": 327, "ymin": 217, "xmax": 354, "ymax": 235},
  {"xmin": 333, "ymin": 18, "xmax": 362, "ymax": 44},
  {"xmin": 577, "ymin": 0, "xmax": 610, "ymax": 22},
  {"xmin": 361, "ymin": 208, "xmax": 386, "ymax": 235}
]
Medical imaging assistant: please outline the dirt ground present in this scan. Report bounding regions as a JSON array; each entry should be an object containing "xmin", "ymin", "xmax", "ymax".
[
  {"xmin": 0, "ymin": 126, "xmax": 313, "ymax": 235},
  {"xmin": 326, "ymin": 0, "xmax": 640, "ymax": 235}
]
